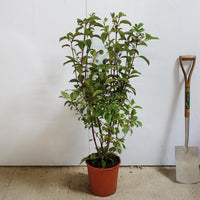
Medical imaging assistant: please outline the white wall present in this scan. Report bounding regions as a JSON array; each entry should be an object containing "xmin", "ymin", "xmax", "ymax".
[{"xmin": 0, "ymin": 0, "xmax": 200, "ymax": 165}]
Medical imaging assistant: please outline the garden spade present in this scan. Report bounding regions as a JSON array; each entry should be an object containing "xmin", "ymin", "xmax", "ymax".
[{"xmin": 175, "ymin": 55, "xmax": 200, "ymax": 184}]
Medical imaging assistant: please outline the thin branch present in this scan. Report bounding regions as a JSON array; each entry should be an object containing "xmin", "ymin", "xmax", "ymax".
[
  {"xmin": 72, "ymin": 102, "xmax": 85, "ymax": 119},
  {"xmin": 105, "ymin": 121, "xmax": 112, "ymax": 153},
  {"xmin": 70, "ymin": 40, "xmax": 78, "ymax": 79},
  {"xmin": 97, "ymin": 117, "xmax": 103, "ymax": 150},
  {"xmin": 89, "ymin": 110, "xmax": 99, "ymax": 152}
]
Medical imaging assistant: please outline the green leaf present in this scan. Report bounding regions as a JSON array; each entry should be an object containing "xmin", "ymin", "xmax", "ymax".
[
  {"xmin": 69, "ymin": 79, "xmax": 79, "ymax": 83},
  {"xmin": 138, "ymin": 41, "xmax": 147, "ymax": 46},
  {"xmin": 134, "ymin": 105, "xmax": 142, "ymax": 109},
  {"xmin": 109, "ymin": 147, "xmax": 116, "ymax": 153},
  {"xmin": 139, "ymin": 55, "xmax": 150, "ymax": 65},
  {"xmin": 129, "ymin": 75, "xmax": 139, "ymax": 78},
  {"xmin": 137, "ymin": 121, "xmax": 143, "ymax": 127},
  {"xmin": 119, "ymin": 31, "xmax": 126, "ymax": 40},
  {"xmin": 131, "ymin": 109, "xmax": 137, "ymax": 116},
  {"xmin": 94, "ymin": 22, "xmax": 103, "ymax": 27},
  {"xmin": 59, "ymin": 36, "xmax": 67, "ymax": 42},
  {"xmin": 119, "ymin": 78, "xmax": 129, "ymax": 83},
  {"xmin": 66, "ymin": 56, "xmax": 76, "ymax": 62},
  {"xmin": 94, "ymin": 109, "xmax": 102, "ymax": 117},
  {"xmin": 75, "ymin": 40, "xmax": 85, "ymax": 50},
  {"xmin": 138, "ymin": 28, "xmax": 145, "ymax": 33},
  {"xmin": 64, "ymin": 101, "xmax": 69, "ymax": 106},
  {"xmin": 75, "ymin": 25, "xmax": 83, "ymax": 33},
  {"xmin": 118, "ymin": 147, "xmax": 122, "ymax": 154},
  {"xmin": 84, "ymin": 28, "xmax": 90, "ymax": 35},
  {"xmin": 111, "ymin": 12, "xmax": 115, "ymax": 18},
  {"xmin": 74, "ymin": 32, "xmax": 83, "ymax": 38},
  {"xmin": 75, "ymin": 66, "xmax": 83, "ymax": 74},
  {"xmin": 93, "ymin": 90, "xmax": 103, "ymax": 97},
  {"xmin": 98, "ymin": 50, "xmax": 104, "ymax": 55},
  {"xmin": 90, "ymin": 49, "xmax": 97, "ymax": 57},
  {"xmin": 66, "ymin": 32, "xmax": 74, "ymax": 39},
  {"xmin": 105, "ymin": 78, "xmax": 115, "ymax": 85},
  {"xmin": 90, "ymin": 153, "xmax": 98, "ymax": 159},
  {"xmin": 119, "ymin": 12, "xmax": 126, "ymax": 17},
  {"xmin": 62, "ymin": 44, "xmax": 70, "ymax": 48},
  {"xmin": 122, "ymin": 125, "xmax": 129, "ymax": 133},
  {"xmin": 101, "ymin": 32, "xmax": 108, "ymax": 43},
  {"xmin": 88, "ymin": 14, "xmax": 101, "ymax": 21},
  {"xmin": 119, "ymin": 66, "xmax": 129, "ymax": 73},
  {"xmin": 80, "ymin": 156, "xmax": 88, "ymax": 164},
  {"xmin": 101, "ymin": 159, "xmax": 106, "ymax": 168},
  {"xmin": 105, "ymin": 113, "xmax": 112, "ymax": 123},
  {"xmin": 145, "ymin": 33, "xmax": 159, "ymax": 40},
  {"xmin": 93, "ymin": 34, "xmax": 101, "ymax": 39},
  {"xmin": 61, "ymin": 91, "xmax": 70, "ymax": 99},
  {"xmin": 120, "ymin": 20, "xmax": 131, "ymax": 26},
  {"xmin": 130, "ymin": 99, "xmax": 135, "ymax": 106},
  {"xmin": 70, "ymin": 92, "xmax": 78, "ymax": 100},
  {"xmin": 137, "ymin": 23, "xmax": 144, "ymax": 28},
  {"xmin": 63, "ymin": 60, "xmax": 73, "ymax": 65},
  {"xmin": 84, "ymin": 39, "xmax": 92, "ymax": 49},
  {"xmin": 131, "ymin": 70, "xmax": 141, "ymax": 74},
  {"xmin": 104, "ymin": 25, "xmax": 109, "ymax": 32},
  {"xmin": 77, "ymin": 18, "xmax": 82, "ymax": 24}
]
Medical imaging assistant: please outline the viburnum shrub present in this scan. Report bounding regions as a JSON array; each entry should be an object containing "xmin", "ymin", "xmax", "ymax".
[{"xmin": 59, "ymin": 12, "xmax": 158, "ymax": 168}]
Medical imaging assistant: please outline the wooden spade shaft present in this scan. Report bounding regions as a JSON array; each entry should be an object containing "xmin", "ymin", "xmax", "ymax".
[
  {"xmin": 179, "ymin": 56, "xmax": 196, "ymax": 149},
  {"xmin": 179, "ymin": 55, "xmax": 196, "ymax": 118}
]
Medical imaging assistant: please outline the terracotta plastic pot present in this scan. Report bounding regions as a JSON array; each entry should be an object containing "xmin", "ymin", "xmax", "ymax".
[{"xmin": 86, "ymin": 157, "xmax": 121, "ymax": 197}]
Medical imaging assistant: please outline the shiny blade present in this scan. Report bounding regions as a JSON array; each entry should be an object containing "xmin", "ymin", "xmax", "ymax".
[{"xmin": 175, "ymin": 146, "xmax": 200, "ymax": 183}]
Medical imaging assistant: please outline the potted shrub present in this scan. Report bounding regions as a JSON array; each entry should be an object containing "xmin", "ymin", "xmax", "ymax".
[{"xmin": 59, "ymin": 12, "xmax": 158, "ymax": 196}]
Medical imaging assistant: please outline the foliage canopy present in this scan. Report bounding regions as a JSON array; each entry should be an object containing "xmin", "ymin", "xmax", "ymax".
[{"xmin": 60, "ymin": 12, "xmax": 158, "ymax": 168}]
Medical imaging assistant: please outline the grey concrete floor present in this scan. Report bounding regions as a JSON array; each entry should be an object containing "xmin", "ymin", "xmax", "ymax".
[{"xmin": 0, "ymin": 166, "xmax": 199, "ymax": 200}]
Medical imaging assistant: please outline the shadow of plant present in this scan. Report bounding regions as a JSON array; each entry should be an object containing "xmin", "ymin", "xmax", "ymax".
[{"xmin": 62, "ymin": 172, "xmax": 91, "ymax": 195}]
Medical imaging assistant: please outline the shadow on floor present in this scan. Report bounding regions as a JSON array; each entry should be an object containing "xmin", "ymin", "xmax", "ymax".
[
  {"xmin": 157, "ymin": 167, "xmax": 177, "ymax": 183},
  {"xmin": 62, "ymin": 172, "xmax": 91, "ymax": 195}
]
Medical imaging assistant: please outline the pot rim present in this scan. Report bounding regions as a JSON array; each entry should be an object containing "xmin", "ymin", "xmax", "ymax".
[{"xmin": 86, "ymin": 156, "xmax": 121, "ymax": 171}]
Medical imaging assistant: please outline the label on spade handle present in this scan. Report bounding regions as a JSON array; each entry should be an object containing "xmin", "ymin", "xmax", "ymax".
[
  {"xmin": 185, "ymin": 86, "xmax": 190, "ymax": 117},
  {"xmin": 186, "ymin": 92, "xmax": 190, "ymax": 109}
]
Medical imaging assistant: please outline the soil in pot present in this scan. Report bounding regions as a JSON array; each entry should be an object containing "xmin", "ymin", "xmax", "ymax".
[{"xmin": 87, "ymin": 153, "xmax": 120, "ymax": 169}]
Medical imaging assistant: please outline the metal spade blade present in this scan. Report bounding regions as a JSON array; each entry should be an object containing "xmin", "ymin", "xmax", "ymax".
[{"xmin": 175, "ymin": 146, "xmax": 200, "ymax": 183}]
